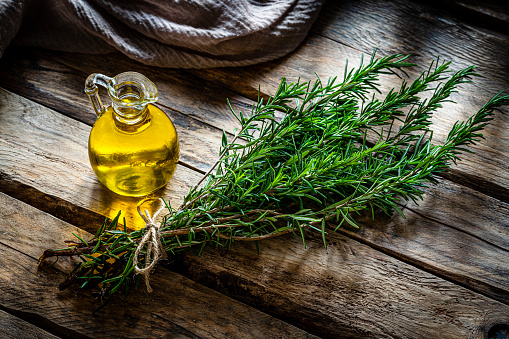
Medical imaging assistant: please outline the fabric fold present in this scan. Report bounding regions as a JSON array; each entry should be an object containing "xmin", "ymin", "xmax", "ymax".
[{"xmin": 1, "ymin": 0, "xmax": 325, "ymax": 68}]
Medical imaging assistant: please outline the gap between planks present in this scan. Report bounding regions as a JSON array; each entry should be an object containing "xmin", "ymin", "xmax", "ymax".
[
  {"xmin": 1, "ymin": 84, "xmax": 508, "ymax": 304},
  {"xmin": 1, "ymin": 43, "xmax": 507, "ymax": 204},
  {"xmin": 2, "ymin": 193, "xmax": 509, "ymax": 339},
  {"xmin": 1, "ymin": 87, "xmax": 509, "ymax": 337},
  {"xmin": 0, "ymin": 307, "xmax": 61, "ymax": 339},
  {"xmin": 0, "ymin": 192, "xmax": 316, "ymax": 339},
  {"xmin": 1, "ymin": 47, "xmax": 507, "ymax": 258},
  {"xmin": 1, "ymin": 45, "xmax": 508, "ymax": 207}
]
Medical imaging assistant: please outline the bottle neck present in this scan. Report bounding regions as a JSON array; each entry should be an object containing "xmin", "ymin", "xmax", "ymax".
[{"xmin": 112, "ymin": 101, "xmax": 149, "ymax": 125}]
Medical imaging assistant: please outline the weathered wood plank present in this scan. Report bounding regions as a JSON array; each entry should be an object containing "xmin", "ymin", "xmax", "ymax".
[
  {"xmin": 0, "ymin": 249, "xmax": 199, "ymax": 339},
  {"xmin": 0, "ymin": 48, "xmax": 237, "ymax": 174},
  {"xmin": 177, "ymin": 226, "xmax": 509, "ymax": 338},
  {"xmin": 186, "ymin": 36, "xmax": 509, "ymax": 202},
  {"xmin": 0, "ymin": 309, "xmax": 60, "ymax": 339},
  {"xmin": 0, "ymin": 87, "xmax": 202, "ymax": 230},
  {"xmin": 1, "ymin": 88, "xmax": 509, "ymax": 337},
  {"xmin": 340, "ymin": 199, "xmax": 509, "ymax": 304},
  {"xmin": 311, "ymin": 0, "xmax": 509, "ymax": 125},
  {"xmin": 2, "ymin": 43, "xmax": 508, "ymax": 203},
  {"xmin": 308, "ymin": 0, "xmax": 509, "ymax": 200},
  {"xmin": 0, "ymin": 176, "xmax": 108, "ymax": 235},
  {"xmin": 438, "ymin": 0, "xmax": 509, "ymax": 33},
  {"xmin": 404, "ymin": 178, "xmax": 509, "ymax": 252},
  {"xmin": 1, "ymin": 81, "xmax": 509, "ymax": 305},
  {"xmin": 313, "ymin": 0, "xmax": 509, "ymax": 89},
  {"xmin": 0, "ymin": 46, "xmax": 245, "ymax": 135},
  {"xmin": 0, "ymin": 192, "xmax": 317, "ymax": 339}
]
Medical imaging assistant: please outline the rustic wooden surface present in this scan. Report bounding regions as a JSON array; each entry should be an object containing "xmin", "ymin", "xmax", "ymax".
[
  {"xmin": 0, "ymin": 192, "xmax": 316, "ymax": 339},
  {"xmin": 1, "ymin": 1, "xmax": 508, "ymax": 338}
]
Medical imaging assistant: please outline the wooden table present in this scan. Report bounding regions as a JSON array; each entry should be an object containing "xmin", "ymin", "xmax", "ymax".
[{"xmin": 1, "ymin": 1, "xmax": 508, "ymax": 338}]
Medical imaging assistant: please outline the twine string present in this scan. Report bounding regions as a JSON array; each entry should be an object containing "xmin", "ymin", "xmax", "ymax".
[{"xmin": 133, "ymin": 198, "xmax": 167, "ymax": 293}]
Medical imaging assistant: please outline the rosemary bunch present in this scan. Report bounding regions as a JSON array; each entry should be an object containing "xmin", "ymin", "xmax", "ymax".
[{"xmin": 40, "ymin": 52, "xmax": 508, "ymax": 304}]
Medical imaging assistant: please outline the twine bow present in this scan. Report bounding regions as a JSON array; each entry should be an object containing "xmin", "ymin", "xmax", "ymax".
[{"xmin": 133, "ymin": 198, "xmax": 167, "ymax": 293}]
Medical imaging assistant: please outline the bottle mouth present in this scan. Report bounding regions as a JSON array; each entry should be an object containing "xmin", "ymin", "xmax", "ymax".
[
  {"xmin": 108, "ymin": 72, "xmax": 159, "ymax": 108},
  {"xmin": 108, "ymin": 72, "xmax": 159, "ymax": 122}
]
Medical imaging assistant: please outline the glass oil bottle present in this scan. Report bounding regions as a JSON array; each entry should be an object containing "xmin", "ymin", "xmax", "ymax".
[{"xmin": 85, "ymin": 72, "xmax": 179, "ymax": 197}]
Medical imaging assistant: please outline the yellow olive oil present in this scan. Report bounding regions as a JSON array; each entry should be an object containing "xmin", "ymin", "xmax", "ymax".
[{"xmin": 88, "ymin": 103, "xmax": 179, "ymax": 197}]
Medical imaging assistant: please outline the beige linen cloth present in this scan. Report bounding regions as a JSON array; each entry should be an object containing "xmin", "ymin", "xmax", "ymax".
[{"xmin": 0, "ymin": 0, "xmax": 325, "ymax": 68}]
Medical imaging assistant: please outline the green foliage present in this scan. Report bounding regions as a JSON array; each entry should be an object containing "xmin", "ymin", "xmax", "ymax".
[{"xmin": 41, "ymin": 51, "xmax": 508, "ymax": 305}]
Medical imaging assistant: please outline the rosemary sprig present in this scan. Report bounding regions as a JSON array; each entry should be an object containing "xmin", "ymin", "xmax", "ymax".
[{"xmin": 39, "ymin": 51, "xmax": 508, "ymax": 305}]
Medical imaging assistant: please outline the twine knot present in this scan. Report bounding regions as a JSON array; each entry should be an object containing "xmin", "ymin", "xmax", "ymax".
[{"xmin": 133, "ymin": 198, "xmax": 167, "ymax": 293}]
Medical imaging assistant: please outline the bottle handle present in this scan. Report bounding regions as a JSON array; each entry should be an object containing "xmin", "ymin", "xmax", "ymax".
[{"xmin": 85, "ymin": 73, "xmax": 112, "ymax": 117}]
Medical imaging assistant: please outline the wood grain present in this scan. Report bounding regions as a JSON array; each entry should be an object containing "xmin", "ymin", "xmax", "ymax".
[
  {"xmin": 1, "ymin": 88, "xmax": 509, "ymax": 337},
  {"xmin": 438, "ymin": 0, "xmax": 509, "ymax": 33},
  {"xmin": 0, "ymin": 247, "xmax": 199, "ymax": 339},
  {"xmin": 0, "ymin": 87, "xmax": 202, "ymax": 230},
  {"xmin": 0, "ymin": 192, "xmax": 316, "ymax": 339},
  {"xmin": 0, "ymin": 176, "xmax": 108, "ymax": 234},
  {"xmin": 1, "ymin": 83, "xmax": 509, "ymax": 304},
  {"xmin": 313, "ymin": 0, "xmax": 509, "ymax": 86},
  {"xmin": 0, "ymin": 309, "xmax": 60, "ymax": 339},
  {"xmin": 338, "ymin": 197, "xmax": 509, "ymax": 304},
  {"xmin": 186, "ymin": 35, "xmax": 509, "ymax": 202},
  {"xmin": 0, "ymin": 46, "xmax": 246, "ymax": 135},
  {"xmin": 177, "ymin": 226, "xmax": 509, "ymax": 338},
  {"xmin": 404, "ymin": 178, "xmax": 509, "ymax": 252},
  {"xmin": 309, "ymin": 0, "xmax": 509, "ymax": 200},
  {"xmin": 2, "ymin": 43, "xmax": 508, "ymax": 203}
]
